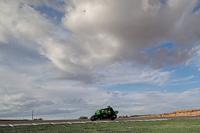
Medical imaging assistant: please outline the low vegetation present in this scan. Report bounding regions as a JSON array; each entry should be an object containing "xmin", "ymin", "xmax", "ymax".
[
  {"xmin": 79, "ymin": 116, "xmax": 88, "ymax": 119},
  {"xmin": 1, "ymin": 119, "xmax": 200, "ymax": 133}
]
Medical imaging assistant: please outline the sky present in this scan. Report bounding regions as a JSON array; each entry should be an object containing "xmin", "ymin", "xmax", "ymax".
[{"xmin": 0, "ymin": 0, "xmax": 200, "ymax": 120}]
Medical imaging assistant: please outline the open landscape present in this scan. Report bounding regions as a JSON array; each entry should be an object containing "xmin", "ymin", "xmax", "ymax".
[
  {"xmin": 1, "ymin": 0, "xmax": 200, "ymax": 133},
  {"xmin": 1, "ymin": 109, "xmax": 200, "ymax": 132},
  {"xmin": 1, "ymin": 119, "xmax": 200, "ymax": 133}
]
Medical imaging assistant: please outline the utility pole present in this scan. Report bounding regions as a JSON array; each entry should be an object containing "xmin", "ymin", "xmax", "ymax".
[{"xmin": 32, "ymin": 110, "xmax": 33, "ymax": 120}]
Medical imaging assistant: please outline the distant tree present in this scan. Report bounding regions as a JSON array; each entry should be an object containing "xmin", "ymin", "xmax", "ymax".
[
  {"xmin": 33, "ymin": 118, "xmax": 43, "ymax": 121},
  {"xmin": 79, "ymin": 116, "xmax": 88, "ymax": 119}
]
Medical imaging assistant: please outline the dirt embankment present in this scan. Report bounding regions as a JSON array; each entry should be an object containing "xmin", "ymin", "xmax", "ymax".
[{"xmin": 136, "ymin": 109, "xmax": 200, "ymax": 118}]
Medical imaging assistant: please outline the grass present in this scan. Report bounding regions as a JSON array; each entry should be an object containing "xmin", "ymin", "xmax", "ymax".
[{"xmin": 1, "ymin": 119, "xmax": 200, "ymax": 133}]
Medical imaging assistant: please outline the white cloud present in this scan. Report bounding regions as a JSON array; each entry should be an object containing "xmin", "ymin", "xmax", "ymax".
[
  {"xmin": 60, "ymin": 0, "xmax": 200, "ymax": 71},
  {"xmin": 0, "ymin": 1, "xmax": 53, "ymax": 42},
  {"xmin": 172, "ymin": 75, "xmax": 195, "ymax": 82},
  {"xmin": 97, "ymin": 63, "xmax": 171, "ymax": 86},
  {"xmin": 0, "ymin": 63, "xmax": 199, "ymax": 119},
  {"xmin": 17, "ymin": 0, "xmax": 67, "ymax": 12},
  {"xmin": 0, "ymin": 66, "xmax": 36, "ymax": 91},
  {"xmin": 0, "ymin": 0, "xmax": 200, "ymax": 119},
  {"xmin": 1, "ymin": 0, "xmax": 200, "ymax": 85},
  {"xmin": 113, "ymin": 88, "xmax": 200, "ymax": 115}
]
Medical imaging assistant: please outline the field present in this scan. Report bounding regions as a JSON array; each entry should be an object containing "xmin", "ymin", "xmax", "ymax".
[{"xmin": 1, "ymin": 119, "xmax": 200, "ymax": 133}]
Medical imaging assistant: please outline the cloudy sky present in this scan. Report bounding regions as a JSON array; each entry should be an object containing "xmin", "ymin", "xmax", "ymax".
[{"xmin": 0, "ymin": 0, "xmax": 200, "ymax": 120}]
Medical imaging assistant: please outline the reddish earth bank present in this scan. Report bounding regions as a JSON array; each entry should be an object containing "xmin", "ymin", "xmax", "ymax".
[{"xmin": 136, "ymin": 109, "xmax": 200, "ymax": 118}]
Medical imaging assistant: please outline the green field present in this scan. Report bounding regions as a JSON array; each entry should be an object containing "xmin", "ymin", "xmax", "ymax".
[{"xmin": 1, "ymin": 119, "xmax": 200, "ymax": 133}]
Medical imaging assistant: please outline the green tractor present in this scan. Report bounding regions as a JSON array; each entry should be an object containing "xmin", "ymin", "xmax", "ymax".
[{"xmin": 90, "ymin": 109, "xmax": 119, "ymax": 121}]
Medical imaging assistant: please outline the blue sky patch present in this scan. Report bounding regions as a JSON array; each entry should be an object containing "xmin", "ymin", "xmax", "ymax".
[
  {"xmin": 33, "ymin": 5, "xmax": 65, "ymax": 24},
  {"xmin": 160, "ymin": 0, "xmax": 167, "ymax": 5},
  {"xmin": 144, "ymin": 42, "xmax": 175, "ymax": 53},
  {"xmin": 193, "ymin": 0, "xmax": 200, "ymax": 13}
]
